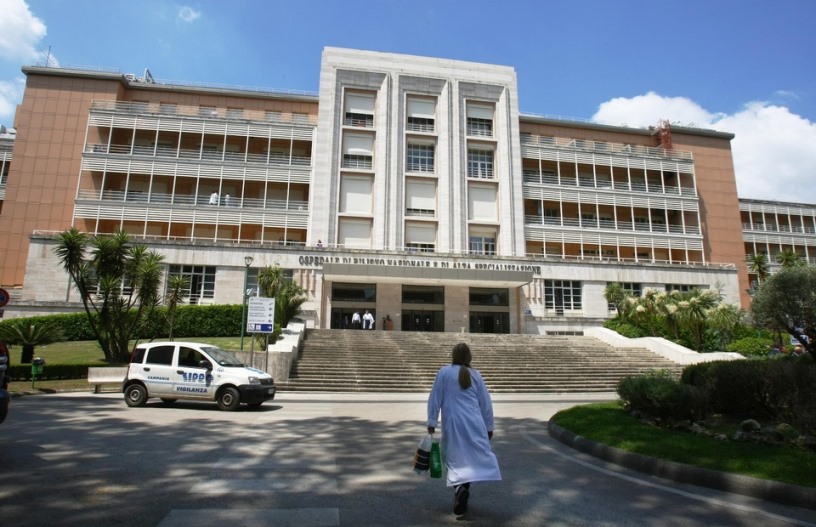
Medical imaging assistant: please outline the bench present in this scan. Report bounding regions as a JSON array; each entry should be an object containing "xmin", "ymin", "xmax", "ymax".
[{"xmin": 88, "ymin": 367, "xmax": 128, "ymax": 393}]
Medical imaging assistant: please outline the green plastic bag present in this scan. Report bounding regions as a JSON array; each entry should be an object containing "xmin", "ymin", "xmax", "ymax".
[{"xmin": 429, "ymin": 438, "xmax": 442, "ymax": 479}]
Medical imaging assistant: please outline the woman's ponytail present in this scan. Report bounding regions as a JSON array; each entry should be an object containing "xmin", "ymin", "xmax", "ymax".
[{"xmin": 452, "ymin": 342, "xmax": 472, "ymax": 389}]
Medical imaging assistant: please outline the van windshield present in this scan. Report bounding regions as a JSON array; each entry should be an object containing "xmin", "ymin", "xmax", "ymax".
[{"xmin": 200, "ymin": 346, "xmax": 244, "ymax": 367}]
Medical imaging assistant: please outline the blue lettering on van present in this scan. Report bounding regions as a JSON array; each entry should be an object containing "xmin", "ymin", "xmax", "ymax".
[
  {"xmin": 181, "ymin": 372, "xmax": 214, "ymax": 383},
  {"xmin": 176, "ymin": 386, "xmax": 208, "ymax": 393}
]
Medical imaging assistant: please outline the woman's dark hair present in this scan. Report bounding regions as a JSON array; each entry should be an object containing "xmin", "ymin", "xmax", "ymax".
[{"xmin": 452, "ymin": 342, "xmax": 472, "ymax": 389}]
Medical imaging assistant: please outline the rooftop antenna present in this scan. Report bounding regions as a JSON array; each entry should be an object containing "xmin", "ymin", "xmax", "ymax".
[
  {"xmin": 43, "ymin": 45, "xmax": 52, "ymax": 67},
  {"xmin": 143, "ymin": 68, "xmax": 155, "ymax": 83}
]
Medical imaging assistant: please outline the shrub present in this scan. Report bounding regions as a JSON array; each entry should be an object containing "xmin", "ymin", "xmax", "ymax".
[
  {"xmin": 617, "ymin": 369, "xmax": 707, "ymax": 421},
  {"xmin": 604, "ymin": 318, "xmax": 647, "ymax": 339},
  {"xmin": 727, "ymin": 336, "xmax": 773, "ymax": 357}
]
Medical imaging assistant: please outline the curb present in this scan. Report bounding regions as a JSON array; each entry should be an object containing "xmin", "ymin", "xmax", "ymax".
[{"xmin": 547, "ymin": 421, "xmax": 816, "ymax": 511}]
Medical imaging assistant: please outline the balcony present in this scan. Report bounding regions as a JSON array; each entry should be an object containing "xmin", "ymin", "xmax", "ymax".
[
  {"xmin": 742, "ymin": 222, "xmax": 816, "ymax": 234},
  {"xmin": 522, "ymin": 170, "xmax": 697, "ymax": 197},
  {"xmin": 524, "ymin": 215, "xmax": 701, "ymax": 235},
  {"xmin": 78, "ymin": 189, "xmax": 308, "ymax": 212},
  {"xmin": 85, "ymin": 144, "xmax": 312, "ymax": 167},
  {"xmin": 90, "ymin": 99, "xmax": 317, "ymax": 126},
  {"xmin": 521, "ymin": 133, "xmax": 693, "ymax": 161}
]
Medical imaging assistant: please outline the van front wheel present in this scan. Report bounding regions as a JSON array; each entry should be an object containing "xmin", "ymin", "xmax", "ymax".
[
  {"xmin": 125, "ymin": 384, "xmax": 148, "ymax": 407},
  {"xmin": 217, "ymin": 387, "xmax": 241, "ymax": 411}
]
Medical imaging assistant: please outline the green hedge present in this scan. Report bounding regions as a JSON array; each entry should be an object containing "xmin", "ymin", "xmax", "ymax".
[
  {"xmin": 0, "ymin": 304, "xmax": 244, "ymax": 342},
  {"xmin": 726, "ymin": 336, "xmax": 773, "ymax": 357},
  {"xmin": 7, "ymin": 363, "xmax": 101, "ymax": 381},
  {"xmin": 617, "ymin": 369, "xmax": 707, "ymax": 421}
]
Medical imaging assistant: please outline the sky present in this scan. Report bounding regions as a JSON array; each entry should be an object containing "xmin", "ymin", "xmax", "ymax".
[{"xmin": 1, "ymin": 0, "xmax": 815, "ymax": 203}]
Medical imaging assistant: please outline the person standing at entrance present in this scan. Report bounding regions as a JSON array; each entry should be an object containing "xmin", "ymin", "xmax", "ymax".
[
  {"xmin": 363, "ymin": 310, "xmax": 374, "ymax": 330},
  {"xmin": 351, "ymin": 311, "xmax": 361, "ymax": 330},
  {"xmin": 427, "ymin": 342, "xmax": 501, "ymax": 515}
]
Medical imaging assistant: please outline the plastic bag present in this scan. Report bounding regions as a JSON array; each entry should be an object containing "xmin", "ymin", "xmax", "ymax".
[
  {"xmin": 413, "ymin": 433, "xmax": 432, "ymax": 474},
  {"xmin": 429, "ymin": 437, "xmax": 442, "ymax": 479}
]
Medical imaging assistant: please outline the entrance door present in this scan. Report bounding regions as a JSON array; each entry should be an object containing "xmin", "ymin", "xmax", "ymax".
[
  {"xmin": 469, "ymin": 312, "xmax": 509, "ymax": 334},
  {"xmin": 401, "ymin": 310, "xmax": 443, "ymax": 332}
]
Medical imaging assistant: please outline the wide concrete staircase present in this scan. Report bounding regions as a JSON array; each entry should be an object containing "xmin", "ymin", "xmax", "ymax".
[{"xmin": 279, "ymin": 330, "xmax": 682, "ymax": 393}]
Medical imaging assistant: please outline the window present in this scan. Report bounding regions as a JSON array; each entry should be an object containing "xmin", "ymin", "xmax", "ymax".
[
  {"xmin": 332, "ymin": 283, "xmax": 376, "ymax": 302},
  {"xmin": 227, "ymin": 108, "xmax": 244, "ymax": 119},
  {"xmin": 468, "ymin": 149, "xmax": 494, "ymax": 179},
  {"xmin": 167, "ymin": 265, "xmax": 215, "ymax": 304},
  {"xmin": 199, "ymin": 106, "xmax": 218, "ymax": 117},
  {"xmin": 342, "ymin": 133, "xmax": 374, "ymax": 170},
  {"xmin": 403, "ymin": 285, "xmax": 444, "ymax": 304},
  {"xmin": 406, "ymin": 242, "xmax": 435, "ymax": 253},
  {"xmin": 405, "ymin": 223, "xmax": 436, "ymax": 252},
  {"xmin": 544, "ymin": 280, "xmax": 582, "ymax": 313},
  {"xmin": 469, "ymin": 235, "xmax": 496, "ymax": 255},
  {"xmin": 469, "ymin": 288, "xmax": 508, "ymax": 306},
  {"xmin": 344, "ymin": 92, "xmax": 375, "ymax": 128},
  {"xmin": 466, "ymin": 104, "xmax": 493, "ymax": 137},
  {"xmin": 159, "ymin": 103, "xmax": 177, "ymax": 115},
  {"xmin": 666, "ymin": 284, "xmax": 702, "ymax": 293},
  {"xmin": 145, "ymin": 345, "xmax": 175, "ymax": 366},
  {"xmin": 405, "ymin": 181, "xmax": 436, "ymax": 217},
  {"xmin": 178, "ymin": 347, "xmax": 205, "ymax": 368},
  {"xmin": 406, "ymin": 97, "xmax": 435, "ymax": 132},
  {"xmin": 406, "ymin": 143, "xmax": 435, "ymax": 173}
]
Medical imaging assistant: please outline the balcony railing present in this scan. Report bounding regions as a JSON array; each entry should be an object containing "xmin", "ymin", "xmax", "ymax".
[
  {"xmin": 522, "ymin": 170, "xmax": 697, "ymax": 196},
  {"xmin": 742, "ymin": 222, "xmax": 816, "ymax": 234},
  {"xmin": 342, "ymin": 156, "xmax": 373, "ymax": 171},
  {"xmin": 90, "ymin": 99, "xmax": 317, "ymax": 126},
  {"xmin": 78, "ymin": 189, "xmax": 308, "ymax": 211},
  {"xmin": 521, "ymin": 133, "xmax": 693, "ymax": 161},
  {"xmin": 524, "ymin": 215, "xmax": 701, "ymax": 235},
  {"xmin": 85, "ymin": 144, "xmax": 312, "ymax": 166},
  {"xmin": 405, "ymin": 208, "xmax": 436, "ymax": 217}
]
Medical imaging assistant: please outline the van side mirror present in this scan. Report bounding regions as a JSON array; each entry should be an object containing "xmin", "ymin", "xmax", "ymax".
[{"xmin": 199, "ymin": 360, "xmax": 212, "ymax": 370}]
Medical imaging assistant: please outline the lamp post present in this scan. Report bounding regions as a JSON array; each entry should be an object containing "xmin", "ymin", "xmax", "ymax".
[{"xmin": 240, "ymin": 255, "xmax": 254, "ymax": 351}]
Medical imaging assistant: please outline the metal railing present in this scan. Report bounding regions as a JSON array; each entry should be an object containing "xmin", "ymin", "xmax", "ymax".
[
  {"xmin": 522, "ymin": 170, "xmax": 696, "ymax": 196},
  {"xmin": 521, "ymin": 133, "xmax": 693, "ymax": 160},
  {"xmin": 78, "ymin": 189, "xmax": 308, "ymax": 211},
  {"xmin": 742, "ymin": 222, "xmax": 816, "ymax": 234},
  {"xmin": 90, "ymin": 99, "xmax": 317, "ymax": 126},
  {"xmin": 524, "ymin": 215, "xmax": 701, "ymax": 235},
  {"xmin": 85, "ymin": 144, "xmax": 312, "ymax": 166}
]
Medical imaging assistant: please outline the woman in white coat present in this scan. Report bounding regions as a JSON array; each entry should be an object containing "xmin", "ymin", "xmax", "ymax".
[{"xmin": 427, "ymin": 342, "xmax": 501, "ymax": 515}]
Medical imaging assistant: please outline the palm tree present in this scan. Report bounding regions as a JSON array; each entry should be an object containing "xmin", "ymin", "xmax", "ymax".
[
  {"xmin": 164, "ymin": 274, "xmax": 191, "ymax": 341},
  {"xmin": 676, "ymin": 289, "xmax": 719, "ymax": 351},
  {"xmin": 707, "ymin": 302, "xmax": 743, "ymax": 350},
  {"xmin": 603, "ymin": 283, "xmax": 628, "ymax": 318},
  {"xmin": 0, "ymin": 321, "xmax": 64, "ymax": 364},
  {"xmin": 746, "ymin": 252, "xmax": 770, "ymax": 284},
  {"xmin": 54, "ymin": 228, "xmax": 164, "ymax": 362},
  {"xmin": 776, "ymin": 249, "xmax": 803, "ymax": 269}
]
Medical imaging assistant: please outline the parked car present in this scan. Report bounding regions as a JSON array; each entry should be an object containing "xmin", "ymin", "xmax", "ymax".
[
  {"xmin": 0, "ymin": 341, "xmax": 10, "ymax": 424},
  {"xmin": 123, "ymin": 341, "xmax": 276, "ymax": 411}
]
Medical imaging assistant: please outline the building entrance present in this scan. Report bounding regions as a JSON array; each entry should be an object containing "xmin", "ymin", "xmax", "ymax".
[
  {"xmin": 330, "ymin": 308, "xmax": 376, "ymax": 329},
  {"xmin": 402, "ymin": 310, "xmax": 443, "ymax": 332},
  {"xmin": 470, "ymin": 312, "xmax": 509, "ymax": 334}
]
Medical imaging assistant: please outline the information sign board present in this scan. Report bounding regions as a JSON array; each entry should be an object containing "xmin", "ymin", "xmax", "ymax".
[{"xmin": 247, "ymin": 297, "xmax": 276, "ymax": 333}]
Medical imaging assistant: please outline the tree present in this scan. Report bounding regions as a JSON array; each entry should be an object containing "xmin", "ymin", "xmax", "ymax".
[
  {"xmin": 776, "ymin": 249, "xmax": 803, "ymax": 269},
  {"xmin": 603, "ymin": 283, "xmax": 629, "ymax": 318},
  {"xmin": 746, "ymin": 253, "xmax": 770, "ymax": 285},
  {"xmin": 55, "ymin": 228, "xmax": 165, "ymax": 362},
  {"xmin": 164, "ymin": 274, "xmax": 190, "ymax": 341},
  {"xmin": 706, "ymin": 301, "xmax": 744, "ymax": 351},
  {"xmin": 675, "ymin": 288, "xmax": 719, "ymax": 351},
  {"xmin": 751, "ymin": 266, "xmax": 816, "ymax": 354},
  {"xmin": 256, "ymin": 264, "xmax": 307, "ymax": 329},
  {"xmin": 0, "ymin": 320, "xmax": 64, "ymax": 364}
]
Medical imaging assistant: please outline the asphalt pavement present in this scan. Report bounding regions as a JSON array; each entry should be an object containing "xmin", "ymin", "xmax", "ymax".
[{"xmin": 0, "ymin": 391, "xmax": 814, "ymax": 527}]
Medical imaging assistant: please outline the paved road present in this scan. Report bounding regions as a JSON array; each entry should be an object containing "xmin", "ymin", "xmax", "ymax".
[{"xmin": 0, "ymin": 392, "xmax": 814, "ymax": 527}]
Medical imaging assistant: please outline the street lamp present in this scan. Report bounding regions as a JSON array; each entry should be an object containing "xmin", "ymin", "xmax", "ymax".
[{"xmin": 240, "ymin": 255, "xmax": 254, "ymax": 351}]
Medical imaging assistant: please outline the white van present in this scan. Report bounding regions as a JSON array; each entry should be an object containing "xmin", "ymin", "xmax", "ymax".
[{"xmin": 123, "ymin": 341, "xmax": 276, "ymax": 411}]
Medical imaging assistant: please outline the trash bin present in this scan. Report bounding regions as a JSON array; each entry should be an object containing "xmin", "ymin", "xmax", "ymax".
[{"xmin": 31, "ymin": 357, "xmax": 45, "ymax": 388}]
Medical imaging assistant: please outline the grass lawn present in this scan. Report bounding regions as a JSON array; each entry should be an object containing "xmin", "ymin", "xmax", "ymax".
[{"xmin": 551, "ymin": 401, "xmax": 816, "ymax": 488}]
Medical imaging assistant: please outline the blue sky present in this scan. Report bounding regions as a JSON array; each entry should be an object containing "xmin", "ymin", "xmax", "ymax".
[{"xmin": 2, "ymin": 0, "xmax": 815, "ymax": 203}]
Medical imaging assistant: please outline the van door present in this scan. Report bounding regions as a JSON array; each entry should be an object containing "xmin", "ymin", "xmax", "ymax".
[
  {"xmin": 141, "ymin": 344, "xmax": 177, "ymax": 395},
  {"xmin": 171, "ymin": 346, "xmax": 215, "ymax": 399}
]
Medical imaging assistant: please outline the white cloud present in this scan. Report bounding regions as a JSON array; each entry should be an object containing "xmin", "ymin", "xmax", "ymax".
[
  {"xmin": 0, "ymin": 0, "xmax": 47, "ymax": 61},
  {"xmin": 592, "ymin": 93, "xmax": 816, "ymax": 204},
  {"xmin": 177, "ymin": 6, "xmax": 201, "ymax": 23},
  {"xmin": 0, "ymin": 78, "xmax": 25, "ymax": 121}
]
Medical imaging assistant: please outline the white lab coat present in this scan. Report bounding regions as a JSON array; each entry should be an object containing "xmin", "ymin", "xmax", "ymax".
[{"xmin": 427, "ymin": 364, "xmax": 501, "ymax": 486}]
